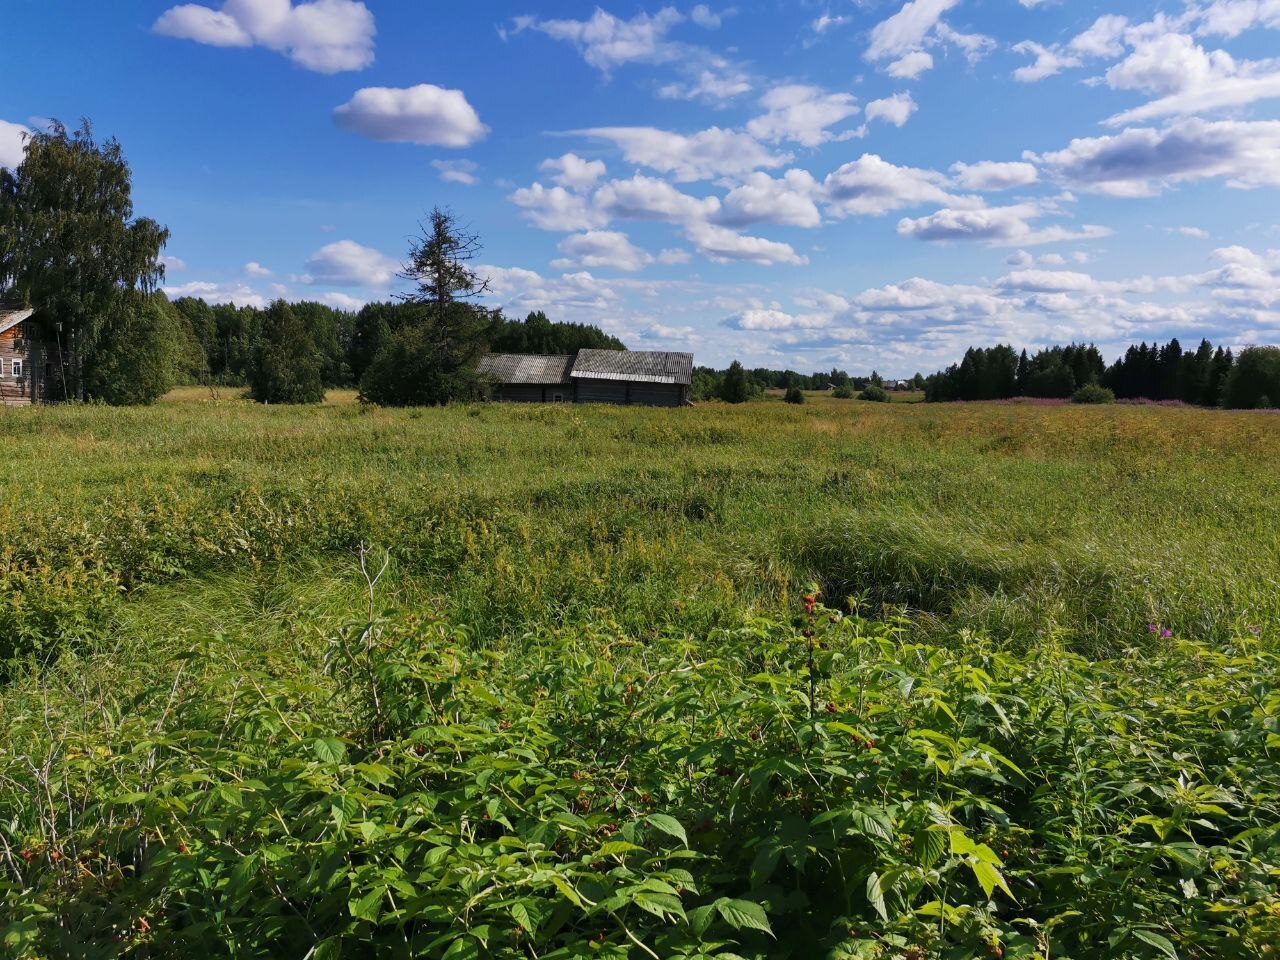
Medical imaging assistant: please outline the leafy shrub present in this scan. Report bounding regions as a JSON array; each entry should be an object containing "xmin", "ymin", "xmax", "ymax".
[
  {"xmin": 84, "ymin": 294, "xmax": 184, "ymax": 405},
  {"xmin": 832, "ymin": 385, "xmax": 854, "ymax": 399},
  {"xmin": 1224, "ymin": 346, "xmax": 1280, "ymax": 409},
  {"xmin": 0, "ymin": 557, "xmax": 120, "ymax": 679},
  {"xmin": 784, "ymin": 386, "xmax": 805, "ymax": 405},
  {"xmin": 1071, "ymin": 383, "xmax": 1116, "ymax": 404},
  {"xmin": 858, "ymin": 384, "xmax": 890, "ymax": 403}
]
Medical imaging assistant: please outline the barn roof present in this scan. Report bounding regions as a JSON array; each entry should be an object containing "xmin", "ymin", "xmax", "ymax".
[
  {"xmin": 0, "ymin": 308, "xmax": 34, "ymax": 337},
  {"xmin": 571, "ymin": 349, "xmax": 694, "ymax": 385},
  {"xmin": 476, "ymin": 353, "xmax": 574, "ymax": 385}
]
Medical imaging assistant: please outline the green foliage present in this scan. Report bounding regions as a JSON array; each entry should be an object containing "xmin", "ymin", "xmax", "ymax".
[
  {"xmin": 859, "ymin": 384, "xmax": 890, "ymax": 403},
  {"xmin": 784, "ymin": 386, "xmax": 805, "ymax": 405},
  {"xmin": 1224, "ymin": 346, "xmax": 1280, "ymax": 410},
  {"xmin": 489, "ymin": 310, "xmax": 625, "ymax": 354},
  {"xmin": 720, "ymin": 361, "xmax": 752, "ymax": 404},
  {"xmin": 0, "ymin": 396, "xmax": 1279, "ymax": 957},
  {"xmin": 832, "ymin": 385, "xmax": 854, "ymax": 399},
  {"xmin": 359, "ymin": 308, "xmax": 491, "ymax": 407},
  {"xmin": 83, "ymin": 294, "xmax": 185, "ymax": 405},
  {"xmin": 1071, "ymin": 384, "xmax": 1115, "ymax": 405},
  {"xmin": 247, "ymin": 300, "xmax": 325, "ymax": 404},
  {"xmin": 0, "ymin": 119, "xmax": 169, "ymax": 400}
]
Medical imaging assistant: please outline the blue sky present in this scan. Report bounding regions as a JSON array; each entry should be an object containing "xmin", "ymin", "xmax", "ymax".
[{"xmin": 3, "ymin": 0, "xmax": 1280, "ymax": 375}]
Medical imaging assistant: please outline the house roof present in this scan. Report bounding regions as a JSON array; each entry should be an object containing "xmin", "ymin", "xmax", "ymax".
[
  {"xmin": 0, "ymin": 308, "xmax": 33, "ymax": 337},
  {"xmin": 476, "ymin": 353, "xmax": 574, "ymax": 385},
  {"xmin": 571, "ymin": 349, "xmax": 694, "ymax": 386}
]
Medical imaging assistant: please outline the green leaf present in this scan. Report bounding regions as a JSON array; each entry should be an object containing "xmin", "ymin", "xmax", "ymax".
[
  {"xmin": 313, "ymin": 737, "xmax": 347, "ymax": 764},
  {"xmin": 866, "ymin": 871, "xmax": 888, "ymax": 921},
  {"xmin": 1133, "ymin": 930, "xmax": 1179, "ymax": 959},
  {"xmin": 349, "ymin": 888, "xmax": 382, "ymax": 923},
  {"xmin": 441, "ymin": 936, "xmax": 481, "ymax": 960},
  {"xmin": 970, "ymin": 860, "xmax": 1014, "ymax": 901},
  {"xmin": 714, "ymin": 898, "xmax": 773, "ymax": 937},
  {"xmin": 313, "ymin": 939, "xmax": 341, "ymax": 960},
  {"xmin": 916, "ymin": 827, "xmax": 946, "ymax": 869},
  {"xmin": 646, "ymin": 813, "xmax": 688, "ymax": 846}
]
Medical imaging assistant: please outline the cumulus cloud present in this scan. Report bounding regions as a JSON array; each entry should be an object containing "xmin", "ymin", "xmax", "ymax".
[
  {"xmin": 1070, "ymin": 14, "xmax": 1129, "ymax": 58},
  {"xmin": 820, "ymin": 154, "xmax": 964, "ymax": 217},
  {"xmin": 865, "ymin": 92, "xmax": 918, "ymax": 127},
  {"xmin": 511, "ymin": 7, "xmax": 685, "ymax": 72},
  {"xmin": 715, "ymin": 170, "xmax": 822, "ymax": 228},
  {"xmin": 551, "ymin": 230, "xmax": 657, "ymax": 272},
  {"xmin": 593, "ymin": 174, "xmax": 720, "ymax": 224},
  {"xmin": 432, "ymin": 159, "xmax": 479, "ymax": 185},
  {"xmin": 1198, "ymin": 0, "xmax": 1280, "ymax": 38},
  {"xmin": 690, "ymin": 5, "xmax": 728, "ymax": 29},
  {"xmin": 950, "ymin": 160, "xmax": 1039, "ymax": 191},
  {"xmin": 658, "ymin": 68, "xmax": 753, "ymax": 105},
  {"xmin": 724, "ymin": 308, "xmax": 831, "ymax": 330},
  {"xmin": 866, "ymin": 0, "xmax": 961, "ymax": 61},
  {"xmin": 896, "ymin": 202, "xmax": 1112, "ymax": 247},
  {"xmin": 577, "ymin": 125, "xmax": 787, "ymax": 182},
  {"xmin": 163, "ymin": 280, "xmax": 269, "ymax": 308},
  {"xmin": 160, "ymin": 255, "xmax": 188, "ymax": 273},
  {"xmin": 684, "ymin": 222, "xmax": 807, "ymax": 265},
  {"xmin": 540, "ymin": 153, "xmax": 607, "ymax": 191},
  {"xmin": 334, "ymin": 84, "xmax": 487, "ymax": 147},
  {"xmin": 244, "ymin": 261, "xmax": 273, "ymax": 277},
  {"xmin": 1034, "ymin": 118, "xmax": 1280, "ymax": 196},
  {"xmin": 1012, "ymin": 41, "xmax": 1081, "ymax": 82},
  {"xmin": 153, "ymin": 0, "xmax": 376, "ymax": 73},
  {"xmin": 746, "ymin": 84, "xmax": 862, "ymax": 147},
  {"xmin": 887, "ymin": 51, "xmax": 934, "ymax": 79},
  {"xmin": 304, "ymin": 240, "xmax": 399, "ymax": 287},
  {"xmin": 1103, "ymin": 32, "xmax": 1280, "ymax": 125},
  {"xmin": 0, "ymin": 120, "xmax": 30, "ymax": 170},
  {"xmin": 510, "ymin": 182, "xmax": 610, "ymax": 231}
]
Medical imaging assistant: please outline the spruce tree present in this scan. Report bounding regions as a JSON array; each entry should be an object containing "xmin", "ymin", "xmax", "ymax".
[
  {"xmin": 248, "ymin": 300, "xmax": 325, "ymax": 404},
  {"xmin": 720, "ymin": 360, "xmax": 751, "ymax": 403}
]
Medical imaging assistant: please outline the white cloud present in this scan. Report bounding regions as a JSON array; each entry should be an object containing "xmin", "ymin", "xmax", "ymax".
[
  {"xmin": 333, "ymin": 84, "xmax": 487, "ymax": 147},
  {"xmin": 1170, "ymin": 225, "xmax": 1210, "ymax": 238},
  {"xmin": 552, "ymin": 230, "xmax": 656, "ymax": 271},
  {"xmin": 690, "ymin": 4, "xmax": 727, "ymax": 29},
  {"xmin": 1070, "ymin": 14, "xmax": 1129, "ymax": 58},
  {"xmin": 747, "ymin": 84, "xmax": 862, "ymax": 147},
  {"xmin": 317, "ymin": 291, "xmax": 368, "ymax": 310},
  {"xmin": 244, "ymin": 261, "xmax": 273, "ymax": 277},
  {"xmin": 725, "ymin": 308, "xmax": 831, "ymax": 330},
  {"xmin": 866, "ymin": 0, "xmax": 960, "ymax": 61},
  {"xmin": 593, "ymin": 174, "xmax": 720, "ymax": 224},
  {"xmin": 153, "ymin": 0, "xmax": 375, "ymax": 73},
  {"xmin": 1198, "ymin": 0, "xmax": 1280, "ymax": 38},
  {"xmin": 1103, "ymin": 33, "xmax": 1280, "ymax": 125},
  {"xmin": 811, "ymin": 14, "xmax": 850, "ymax": 35},
  {"xmin": 950, "ymin": 160, "xmax": 1039, "ymax": 191},
  {"xmin": 865, "ymin": 92, "xmax": 918, "ymax": 127},
  {"xmin": 510, "ymin": 182, "xmax": 610, "ymax": 231},
  {"xmin": 1012, "ymin": 41, "xmax": 1081, "ymax": 82},
  {"xmin": 514, "ymin": 7, "xmax": 685, "ymax": 72},
  {"xmin": 716, "ymin": 170, "xmax": 822, "ymax": 228},
  {"xmin": 1034, "ymin": 118, "xmax": 1280, "ymax": 196},
  {"xmin": 432, "ymin": 159, "xmax": 479, "ymax": 185},
  {"xmin": 540, "ymin": 153, "xmax": 607, "ymax": 191},
  {"xmin": 896, "ymin": 202, "xmax": 1112, "ymax": 247},
  {"xmin": 820, "ymin": 154, "xmax": 962, "ymax": 217},
  {"xmin": 684, "ymin": 222, "xmax": 807, "ymax": 265},
  {"xmin": 887, "ymin": 51, "xmax": 934, "ymax": 79},
  {"xmin": 658, "ymin": 68, "xmax": 753, "ymax": 105},
  {"xmin": 163, "ymin": 280, "xmax": 269, "ymax": 308},
  {"xmin": 577, "ymin": 126, "xmax": 787, "ymax": 182},
  {"xmin": 160, "ymin": 255, "xmax": 188, "ymax": 273},
  {"xmin": 304, "ymin": 240, "xmax": 399, "ymax": 287},
  {"xmin": 0, "ymin": 120, "xmax": 30, "ymax": 170}
]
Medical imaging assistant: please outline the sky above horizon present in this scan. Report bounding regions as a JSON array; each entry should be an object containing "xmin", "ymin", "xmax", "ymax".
[{"xmin": 3, "ymin": 0, "xmax": 1280, "ymax": 375}]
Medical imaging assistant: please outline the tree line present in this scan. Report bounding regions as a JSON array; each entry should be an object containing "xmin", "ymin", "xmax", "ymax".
[
  {"xmin": 691, "ymin": 364, "xmax": 925, "ymax": 403},
  {"xmin": 924, "ymin": 339, "xmax": 1280, "ymax": 409}
]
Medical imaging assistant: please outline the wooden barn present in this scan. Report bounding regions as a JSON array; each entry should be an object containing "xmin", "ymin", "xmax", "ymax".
[
  {"xmin": 0, "ymin": 307, "xmax": 48, "ymax": 407},
  {"xmin": 477, "ymin": 349, "xmax": 693, "ymax": 407}
]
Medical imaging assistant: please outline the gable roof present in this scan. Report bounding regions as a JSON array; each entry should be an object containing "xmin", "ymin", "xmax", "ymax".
[
  {"xmin": 571, "ymin": 349, "xmax": 693, "ymax": 386},
  {"xmin": 476, "ymin": 353, "xmax": 574, "ymax": 385},
  {"xmin": 0, "ymin": 308, "xmax": 34, "ymax": 337}
]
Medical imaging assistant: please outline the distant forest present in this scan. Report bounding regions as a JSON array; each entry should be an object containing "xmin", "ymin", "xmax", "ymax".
[
  {"xmin": 923, "ymin": 339, "xmax": 1280, "ymax": 409},
  {"xmin": 167, "ymin": 299, "xmax": 624, "ymax": 390}
]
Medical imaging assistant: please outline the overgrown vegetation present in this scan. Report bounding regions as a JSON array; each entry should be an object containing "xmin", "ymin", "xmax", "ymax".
[{"xmin": 1, "ymin": 394, "xmax": 1278, "ymax": 957}]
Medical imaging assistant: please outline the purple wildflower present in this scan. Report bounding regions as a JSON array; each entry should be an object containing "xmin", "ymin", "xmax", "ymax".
[
  {"xmin": 1146, "ymin": 623, "xmax": 1159, "ymax": 633},
  {"xmin": 1161, "ymin": 628, "xmax": 1173, "ymax": 638}
]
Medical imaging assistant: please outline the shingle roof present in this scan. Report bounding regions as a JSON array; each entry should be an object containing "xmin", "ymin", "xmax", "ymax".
[
  {"xmin": 476, "ymin": 353, "xmax": 574, "ymax": 385},
  {"xmin": 571, "ymin": 349, "xmax": 694, "ymax": 386},
  {"xmin": 0, "ymin": 308, "xmax": 34, "ymax": 337}
]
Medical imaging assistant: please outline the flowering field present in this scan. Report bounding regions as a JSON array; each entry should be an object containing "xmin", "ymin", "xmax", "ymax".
[{"xmin": 1, "ymin": 392, "xmax": 1278, "ymax": 958}]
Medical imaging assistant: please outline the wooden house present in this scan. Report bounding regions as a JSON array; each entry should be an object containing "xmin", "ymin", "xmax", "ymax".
[
  {"xmin": 0, "ymin": 308, "xmax": 48, "ymax": 406},
  {"xmin": 477, "ymin": 348, "xmax": 693, "ymax": 407}
]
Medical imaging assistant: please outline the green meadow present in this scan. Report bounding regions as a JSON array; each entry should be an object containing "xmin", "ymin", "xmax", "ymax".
[{"xmin": 2, "ymin": 392, "xmax": 1278, "ymax": 959}]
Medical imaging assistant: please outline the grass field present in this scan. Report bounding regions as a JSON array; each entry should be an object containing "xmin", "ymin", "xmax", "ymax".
[{"xmin": 2, "ymin": 392, "xmax": 1278, "ymax": 959}]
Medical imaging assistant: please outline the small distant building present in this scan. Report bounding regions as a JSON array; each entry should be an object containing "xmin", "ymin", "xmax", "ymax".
[
  {"xmin": 0, "ymin": 307, "xmax": 49, "ymax": 407},
  {"xmin": 477, "ymin": 348, "xmax": 693, "ymax": 407}
]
